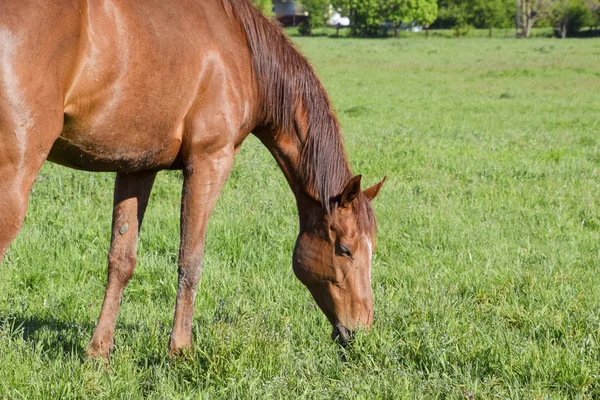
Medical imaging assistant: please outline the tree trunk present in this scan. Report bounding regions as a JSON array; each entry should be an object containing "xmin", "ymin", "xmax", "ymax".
[
  {"xmin": 560, "ymin": 22, "xmax": 567, "ymax": 38},
  {"xmin": 426, "ymin": 26, "xmax": 429, "ymax": 39},
  {"xmin": 394, "ymin": 24, "xmax": 398, "ymax": 38},
  {"xmin": 520, "ymin": 0, "xmax": 530, "ymax": 37},
  {"xmin": 515, "ymin": 0, "xmax": 521, "ymax": 37},
  {"xmin": 522, "ymin": 17, "xmax": 534, "ymax": 37},
  {"xmin": 489, "ymin": 26, "xmax": 493, "ymax": 38},
  {"xmin": 456, "ymin": 27, "xmax": 460, "ymax": 38},
  {"xmin": 336, "ymin": 25, "xmax": 339, "ymax": 38}
]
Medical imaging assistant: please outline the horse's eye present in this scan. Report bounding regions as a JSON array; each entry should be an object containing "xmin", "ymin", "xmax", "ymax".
[{"xmin": 338, "ymin": 244, "xmax": 353, "ymax": 260}]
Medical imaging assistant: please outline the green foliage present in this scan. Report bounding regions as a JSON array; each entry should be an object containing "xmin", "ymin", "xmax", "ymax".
[
  {"xmin": 412, "ymin": 0, "xmax": 439, "ymax": 26},
  {"xmin": 438, "ymin": 0, "xmax": 514, "ymax": 33},
  {"xmin": 299, "ymin": 0, "xmax": 330, "ymax": 35},
  {"xmin": 471, "ymin": 0, "xmax": 514, "ymax": 28},
  {"xmin": 552, "ymin": 0, "xmax": 594, "ymax": 36},
  {"xmin": 334, "ymin": 0, "xmax": 387, "ymax": 37},
  {"xmin": 385, "ymin": 0, "xmax": 439, "ymax": 27},
  {"xmin": 382, "ymin": 0, "xmax": 411, "ymax": 26},
  {"xmin": 336, "ymin": 0, "xmax": 437, "ymax": 37},
  {"xmin": 319, "ymin": 0, "xmax": 599, "ymax": 37},
  {"xmin": 251, "ymin": 0, "xmax": 274, "ymax": 17},
  {"xmin": 438, "ymin": 0, "xmax": 473, "ymax": 34},
  {"xmin": 585, "ymin": 0, "xmax": 600, "ymax": 26}
]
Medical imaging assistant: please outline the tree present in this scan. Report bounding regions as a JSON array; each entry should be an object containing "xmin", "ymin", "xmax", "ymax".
[
  {"xmin": 385, "ymin": 0, "xmax": 438, "ymax": 37},
  {"xmin": 412, "ymin": 0, "xmax": 439, "ymax": 37},
  {"xmin": 384, "ymin": 0, "xmax": 413, "ymax": 37},
  {"xmin": 299, "ymin": 0, "xmax": 330, "ymax": 36},
  {"xmin": 251, "ymin": 0, "xmax": 274, "ymax": 17},
  {"xmin": 551, "ymin": 0, "xmax": 593, "ymax": 37},
  {"xmin": 334, "ymin": 0, "xmax": 386, "ymax": 37},
  {"xmin": 517, "ymin": 0, "xmax": 553, "ymax": 37},
  {"xmin": 584, "ymin": 0, "xmax": 600, "ymax": 28},
  {"xmin": 438, "ymin": 0, "xmax": 472, "ymax": 37},
  {"xmin": 471, "ymin": 0, "xmax": 514, "ymax": 37}
]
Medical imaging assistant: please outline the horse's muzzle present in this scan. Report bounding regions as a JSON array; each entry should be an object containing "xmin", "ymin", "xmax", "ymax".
[{"xmin": 331, "ymin": 323, "xmax": 354, "ymax": 346}]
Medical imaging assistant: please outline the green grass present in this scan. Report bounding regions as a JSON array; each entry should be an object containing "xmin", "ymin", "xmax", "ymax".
[{"xmin": 1, "ymin": 37, "xmax": 600, "ymax": 398}]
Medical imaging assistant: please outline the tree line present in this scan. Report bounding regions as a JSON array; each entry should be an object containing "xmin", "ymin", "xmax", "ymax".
[{"xmin": 252, "ymin": 0, "xmax": 600, "ymax": 38}]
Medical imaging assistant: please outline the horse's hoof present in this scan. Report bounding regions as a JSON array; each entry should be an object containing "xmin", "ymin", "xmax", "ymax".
[
  {"xmin": 168, "ymin": 340, "xmax": 193, "ymax": 359},
  {"xmin": 87, "ymin": 340, "xmax": 112, "ymax": 361}
]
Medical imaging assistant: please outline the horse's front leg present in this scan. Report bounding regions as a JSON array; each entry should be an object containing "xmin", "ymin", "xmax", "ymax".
[
  {"xmin": 169, "ymin": 147, "xmax": 234, "ymax": 356},
  {"xmin": 87, "ymin": 171, "xmax": 156, "ymax": 360}
]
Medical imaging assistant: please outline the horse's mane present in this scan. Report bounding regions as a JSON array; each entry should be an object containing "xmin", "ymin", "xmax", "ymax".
[{"xmin": 219, "ymin": 0, "xmax": 376, "ymax": 235}]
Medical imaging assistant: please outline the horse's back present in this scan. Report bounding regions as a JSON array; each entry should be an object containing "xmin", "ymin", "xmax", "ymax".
[{"xmin": 1, "ymin": 0, "xmax": 254, "ymax": 172}]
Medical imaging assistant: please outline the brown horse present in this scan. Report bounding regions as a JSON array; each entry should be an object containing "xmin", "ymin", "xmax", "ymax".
[{"xmin": 0, "ymin": 0, "xmax": 385, "ymax": 359}]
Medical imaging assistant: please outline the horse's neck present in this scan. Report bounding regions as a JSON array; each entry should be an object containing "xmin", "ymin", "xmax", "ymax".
[{"xmin": 254, "ymin": 120, "xmax": 308, "ymax": 200}]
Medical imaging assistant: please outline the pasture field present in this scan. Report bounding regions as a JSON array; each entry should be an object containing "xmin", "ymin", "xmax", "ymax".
[{"xmin": 1, "ymin": 37, "xmax": 600, "ymax": 399}]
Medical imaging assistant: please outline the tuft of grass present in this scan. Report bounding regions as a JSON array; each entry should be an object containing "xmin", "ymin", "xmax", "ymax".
[{"xmin": 1, "ymin": 37, "xmax": 600, "ymax": 398}]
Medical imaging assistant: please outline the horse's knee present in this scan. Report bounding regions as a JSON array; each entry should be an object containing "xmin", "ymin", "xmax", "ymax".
[
  {"xmin": 177, "ymin": 258, "xmax": 203, "ymax": 291},
  {"xmin": 107, "ymin": 250, "xmax": 137, "ymax": 283}
]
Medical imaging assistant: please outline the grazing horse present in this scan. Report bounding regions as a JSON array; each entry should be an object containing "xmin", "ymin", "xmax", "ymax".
[{"xmin": 0, "ymin": 0, "xmax": 386, "ymax": 359}]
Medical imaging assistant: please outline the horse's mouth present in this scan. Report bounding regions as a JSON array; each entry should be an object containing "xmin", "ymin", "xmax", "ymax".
[{"xmin": 331, "ymin": 323, "xmax": 353, "ymax": 346}]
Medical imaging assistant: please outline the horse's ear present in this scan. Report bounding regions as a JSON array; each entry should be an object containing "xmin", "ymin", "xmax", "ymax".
[
  {"xmin": 363, "ymin": 176, "xmax": 387, "ymax": 201},
  {"xmin": 339, "ymin": 175, "xmax": 362, "ymax": 207}
]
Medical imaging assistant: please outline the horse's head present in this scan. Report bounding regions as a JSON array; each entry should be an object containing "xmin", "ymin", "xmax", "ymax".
[{"xmin": 293, "ymin": 175, "xmax": 386, "ymax": 345}]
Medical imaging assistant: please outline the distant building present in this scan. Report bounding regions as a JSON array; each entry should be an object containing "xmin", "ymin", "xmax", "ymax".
[
  {"xmin": 273, "ymin": 0, "xmax": 295, "ymax": 17},
  {"xmin": 272, "ymin": 0, "xmax": 306, "ymax": 26}
]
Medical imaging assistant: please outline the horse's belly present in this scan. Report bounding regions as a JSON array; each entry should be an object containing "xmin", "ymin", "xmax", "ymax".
[{"xmin": 47, "ymin": 118, "xmax": 184, "ymax": 172}]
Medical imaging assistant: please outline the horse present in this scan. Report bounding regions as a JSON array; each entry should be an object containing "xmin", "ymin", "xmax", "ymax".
[{"xmin": 0, "ymin": 0, "xmax": 386, "ymax": 359}]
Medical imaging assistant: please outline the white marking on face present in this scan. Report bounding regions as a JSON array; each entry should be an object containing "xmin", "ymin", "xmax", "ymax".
[{"xmin": 363, "ymin": 236, "xmax": 373, "ymax": 285}]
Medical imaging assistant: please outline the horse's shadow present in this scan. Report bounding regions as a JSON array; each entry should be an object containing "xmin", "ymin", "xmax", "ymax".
[
  {"xmin": 0, "ymin": 312, "xmax": 182, "ymax": 369},
  {"xmin": 0, "ymin": 312, "xmax": 92, "ymax": 358}
]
